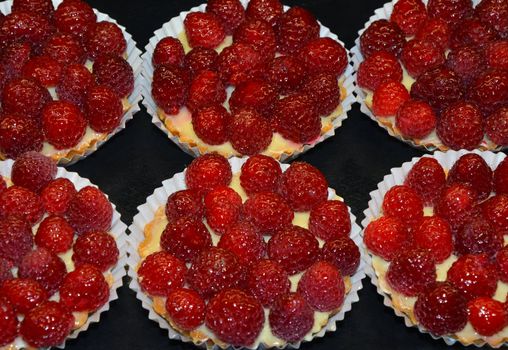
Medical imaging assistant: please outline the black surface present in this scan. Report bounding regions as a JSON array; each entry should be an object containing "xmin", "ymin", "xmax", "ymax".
[{"xmin": 60, "ymin": 0, "xmax": 505, "ymax": 349}]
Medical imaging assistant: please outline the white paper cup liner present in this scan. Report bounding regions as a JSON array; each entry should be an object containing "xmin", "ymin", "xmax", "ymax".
[
  {"xmin": 140, "ymin": 1, "xmax": 356, "ymax": 162},
  {"xmin": 0, "ymin": 0, "xmax": 143, "ymax": 166},
  {"xmin": 0, "ymin": 159, "xmax": 129, "ymax": 349},
  {"xmin": 360, "ymin": 150, "xmax": 508, "ymax": 347},
  {"xmin": 126, "ymin": 157, "xmax": 365, "ymax": 349}
]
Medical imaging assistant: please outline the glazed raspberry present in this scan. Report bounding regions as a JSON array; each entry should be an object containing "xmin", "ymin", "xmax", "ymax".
[
  {"xmin": 450, "ymin": 17, "xmax": 498, "ymax": 49},
  {"xmin": 93, "ymin": 54, "xmax": 134, "ymax": 98},
  {"xmin": 11, "ymin": 152, "xmax": 56, "ymax": 193},
  {"xmin": 228, "ymin": 108, "xmax": 272, "ymax": 155},
  {"xmin": 2, "ymin": 78, "xmax": 51, "ymax": 121},
  {"xmin": 20, "ymin": 301, "xmax": 74, "ymax": 348},
  {"xmin": 152, "ymin": 64, "xmax": 190, "ymax": 115},
  {"xmin": 56, "ymin": 63, "xmax": 95, "ymax": 107},
  {"xmin": 415, "ymin": 17, "xmax": 451, "ymax": 50},
  {"xmin": 299, "ymin": 36, "xmax": 349, "ymax": 75},
  {"xmin": 467, "ymin": 69, "xmax": 508, "ymax": 116},
  {"xmin": 1, "ymin": 42, "xmax": 31, "ymax": 78},
  {"xmin": 138, "ymin": 251, "xmax": 186, "ymax": 297},
  {"xmin": 357, "ymin": 50, "xmax": 403, "ymax": 91},
  {"xmin": 66, "ymin": 186, "xmax": 113, "ymax": 234},
  {"xmin": 85, "ymin": 85, "xmax": 123, "ymax": 133},
  {"xmin": 482, "ymin": 194, "xmax": 508, "ymax": 233},
  {"xmin": 153, "ymin": 37, "xmax": 185, "ymax": 67},
  {"xmin": 0, "ymin": 258, "xmax": 13, "ymax": 283},
  {"xmin": 269, "ymin": 293, "xmax": 314, "ymax": 342},
  {"xmin": 233, "ymin": 18, "xmax": 276, "ymax": 62},
  {"xmin": 12, "ymin": 0, "xmax": 54, "ymax": 18},
  {"xmin": 240, "ymin": 155, "xmax": 281, "ymax": 195},
  {"xmin": 382, "ymin": 185, "xmax": 423, "ymax": 226},
  {"xmin": 447, "ymin": 254, "xmax": 498, "ymax": 300},
  {"xmin": 267, "ymin": 225, "xmax": 319, "ymax": 275},
  {"xmin": 165, "ymin": 189, "xmax": 204, "ymax": 222},
  {"xmin": 0, "ymin": 11, "xmax": 51, "ymax": 45},
  {"xmin": 396, "ymin": 99, "xmax": 437, "ymax": 139},
  {"xmin": 360, "ymin": 19, "xmax": 405, "ymax": 58},
  {"xmin": 468, "ymin": 297, "xmax": 507, "ymax": 336},
  {"xmin": 85, "ymin": 21, "xmax": 126, "ymax": 59},
  {"xmin": 72, "ymin": 231, "xmax": 119, "ymax": 271},
  {"xmin": 455, "ymin": 216, "xmax": 502, "ymax": 256},
  {"xmin": 185, "ymin": 154, "xmax": 232, "ymax": 194},
  {"xmin": 229, "ymin": 79, "xmax": 278, "ymax": 118},
  {"xmin": 321, "ymin": 237, "xmax": 360, "ymax": 276},
  {"xmin": 496, "ymin": 246, "xmax": 508, "ymax": 282},
  {"xmin": 372, "ymin": 80, "xmax": 410, "ymax": 117},
  {"xmin": 494, "ymin": 158, "xmax": 508, "ymax": 194},
  {"xmin": 218, "ymin": 221, "xmax": 266, "ymax": 266},
  {"xmin": 486, "ymin": 40, "xmax": 508, "ymax": 72},
  {"xmin": 401, "ymin": 39, "xmax": 445, "ymax": 78},
  {"xmin": 192, "ymin": 105, "xmax": 230, "ymax": 145},
  {"xmin": 205, "ymin": 186, "xmax": 243, "ymax": 235},
  {"xmin": 448, "ymin": 154, "xmax": 493, "ymax": 200},
  {"xmin": 207, "ymin": 0, "xmax": 244, "ymax": 34},
  {"xmin": 35, "ymin": 216, "xmax": 74, "ymax": 254},
  {"xmin": 42, "ymin": 101, "xmax": 87, "ymax": 150},
  {"xmin": 187, "ymin": 247, "xmax": 245, "ymax": 298},
  {"xmin": 18, "ymin": 248, "xmax": 66, "ymax": 295},
  {"xmin": 0, "ymin": 186, "xmax": 43, "ymax": 224},
  {"xmin": 53, "ymin": 0, "xmax": 96, "ymax": 39},
  {"xmin": 21, "ymin": 56, "xmax": 62, "ymax": 87},
  {"xmin": 184, "ymin": 47, "xmax": 219, "ymax": 76},
  {"xmin": 160, "ymin": 217, "xmax": 211, "ymax": 262},
  {"xmin": 0, "ymin": 217, "xmax": 33, "ymax": 264},
  {"xmin": 445, "ymin": 45, "xmax": 484, "ymax": 83},
  {"xmin": 265, "ymin": 55, "xmax": 306, "ymax": 94},
  {"xmin": 205, "ymin": 289, "xmax": 264, "ymax": 346},
  {"xmin": 246, "ymin": 259, "xmax": 290, "ymax": 307},
  {"xmin": 165, "ymin": 288, "xmax": 206, "ymax": 331},
  {"xmin": 0, "ymin": 299, "xmax": 18, "ymax": 347},
  {"xmin": 246, "ymin": 0, "xmax": 283, "ymax": 26},
  {"xmin": 390, "ymin": 0, "xmax": 428, "ymax": 36},
  {"xmin": 59, "ymin": 264, "xmax": 109, "ymax": 312},
  {"xmin": 309, "ymin": 200, "xmax": 351, "ymax": 241},
  {"xmin": 364, "ymin": 216, "xmax": 409, "ymax": 261},
  {"xmin": 300, "ymin": 72, "xmax": 341, "ymax": 116},
  {"xmin": 275, "ymin": 7, "xmax": 319, "ymax": 54},
  {"xmin": 427, "ymin": 0, "xmax": 474, "ymax": 26},
  {"xmin": 387, "ymin": 249, "xmax": 437, "ymax": 296},
  {"xmin": 436, "ymin": 183, "xmax": 477, "ymax": 233},
  {"xmin": 0, "ymin": 279, "xmax": 47, "ymax": 314},
  {"xmin": 186, "ymin": 70, "xmax": 226, "ymax": 112},
  {"xmin": 242, "ymin": 192, "xmax": 293, "ymax": 234},
  {"xmin": 414, "ymin": 282, "xmax": 467, "ymax": 336},
  {"xmin": 40, "ymin": 178, "xmax": 77, "ymax": 215},
  {"xmin": 42, "ymin": 33, "xmax": 86, "ymax": 65},
  {"xmin": 184, "ymin": 12, "xmax": 225, "ymax": 49},
  {"xmin": 413, "ymin": 216, "xmax": 453, "ymax": 262},
  {"xmin": 437, "ymin": 101, "xmax": 484, "ymax": 150},
  {"xmin": 217, "ymin": 43, "xmax": 264, "ymax": 86},
  {"xmin": 475, "ymin": 0, "xmax": 508, "ymax": 38}
]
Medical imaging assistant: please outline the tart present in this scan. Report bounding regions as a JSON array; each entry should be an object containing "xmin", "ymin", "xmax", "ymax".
[{"xmin": 128, "ymin": 154, "xmax": 364, "ymax": 348}]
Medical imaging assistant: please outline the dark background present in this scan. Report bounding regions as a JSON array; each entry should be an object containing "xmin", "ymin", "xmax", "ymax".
[{"xmin": 63, "ymin": 0, "xmax": 494, "ymax": 349}]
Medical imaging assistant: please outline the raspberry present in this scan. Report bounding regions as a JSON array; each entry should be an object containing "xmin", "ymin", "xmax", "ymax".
[
  {"xmin": 165, "ymin": 288, "xmax": 206, "ymax": 331},
  {"xmin": 0, "ymin": 279, "xmax": 47, "ymax": 314},
  {"xmin": 390, "ymin": 0, "xmax": 428, "ymax": 36},
  {"xmin": 415, "ymin": 17, "xmax": 451, "ymax": 50},
  {"xmin": 229, "ymin": 79, "xmax": 278, "ymax": 118},
  {"xmin": 66, "ymin": 186, "xmax": 113, "ymax": 234},
  {"xmin": 2, "ymin": 78, "xmax": 51, "ymax": 121},
  {"xmin": 364, "ymin": 216, "xmax": 409, "ymax": 261},
  {"xmin": 275, "ymin": 7, "xmax": 319, "ymax": 54},
  {"xmin": 396, "ymin": 99, "xmax": 437, "ymax": 139},
  {"xmin": 494, "ymin": 157, "xmax": 508, "ymax": 194},
  {"xmin": 1, "ymin": 42, "xmax": 32, "ymax": 78},
  {"xmin": 152, "ymin": 37, "xmax": 185, "ymax": 67},
  {"xmin": 0, "ymin": 258, "xmax": 13, "ymax": 283},
  {"xmin": 20, "ymin": 301, "xmax": 74, "ymax": 348},
  {"xmin": 21, "ymin": 56, "xmax": 62, "ymax": 87},
  {"xmin": 53, "ymin": 0, "xmax": 96, "ymax": 39},
  {"xmin": 455, "ymin": 216, "xmax": 502, "ymax": 256},
  {"xmin": 360, "ymin": 19, "xmax": 405, "ymax": 58},
  {"xmin": 151, "ymin": 64, "xmax": 190, "ymax": 115},
  {"xmin": 165, "ymin": 189, "xmax": 204, "ymax": 223},
  {"xmin": 269, "ymin": 293, "xmax": 314, "ymax": 342},
  {"xmin": 387, "ymin": 249, "xmax": 437, "ymax": 296},
  {"xmin": 321, "ymin": 237, "xmax": 360, "ymax": 276},
  {"xmin": 12, "ymin": 0, "xmax": 54, "ymax": 18},
  {"xmin": 436, "ymin": 183, "xmax": 478, "ymax": 233},
  {"xmin": 204, "ymin": 186, "xmax": 241, "ymax": 236},
  {"xmin": 496, "ymin": 246, "xmax": 508, "ymax": 282},
  {"xmin": 300, "ymin": 72, "xmax": 341, "ymax": 115},
  {"xmin": 240, "ymin": 155, "xmax": 281, "ymax": 195},
  {"xmin": 42, "ymin": 33, "xmax": 86, "ymax": 65},
  {"xmin": 482, "ymin": 194, "xmax": 508, "ymax": 233},
  {"xmin": 427, "ymin": 0, "xmax": 474, "ymax": 26},
  {"xmin": 448, "ymin": 154, "xmax": 493, "ymax": 200},
  {"xmin": 467, "ymin": 69, "xmax": 508, "ymax": 116},
  {"xmin": 382, "ymin": 185, "xmax": 423, "ymax": 226},
  {"xmin": 0, "ymin": 299, "xmax": 18, "ymax": 346},
  {"xmin": 205, "ymin": 289, "xmax": 264, "ymax": 346},
  {"xmin": 414, "ymin": 282, "xmax": 467, "ymax": 336},
  {"xmin": 413, "ymin": 216, "xmax": 453, "ymax": 262},
  {"xmin": 0, "ymin": 186, "xmax": 43, "ymax": 224},
  {"xmin": 186, "ymin": 70, "xmax": 226, "ymax": 112},
  {"xmin": 228, "ymin": 108, "xmax": 272, "ymax": 155},
  {"xmin": 160, "ymin": 217, "xmax": 211, "ymax": 263},
  {"xmin": 56, "ymin": 63, "xmax": 95, "ymax": 108},
  {"xmin": 447, "ymin": 254, "xmax": 498, "ymax": 301},
  {"xmin": 233, "ymin": 18, "xmax": 276, "ymax": 62},
  {"xmin": 299, "ymin": 37, "xmax": 348, "ymax": 77},
  {"xmin": 265, "ymin": 55, "xmax": 306, "ymax": 94},
  {"xmin": 85, "ymin": 85, "xmax": 124, "ymax": 133},
  {"xmin": 486, "ymin": 40, "xmax": 508, "ymax": 74},
  {"xmin": 218, "ymin": 221, "xmax": 266, "ymax": 266},
  {"xmin": 191, "ymin": 105, "xmax": 230, "ymax": 145},
  {"xmin": 0, "ymin": 11, "xmax": 51, "ymax": 45},
  {"xmin": 42, "ymin": 101, "xmax": 87, "ymax": 150},
  {"xmin": 184, "ymin": 47, "xmax": 219, "ymax": 76},
  {"xmin": 357, "ymin": 50, "xmax": 403, "ymax": 91},
  {"xmin": 437, "ymin": 101, "xmax": 484, "ymax": 150},
  {"xmin": 35, "ymin": 216, "xmax": 74, "ymax": 254},
  {"xmin": 184, "ymin": 12, "xmax": 225, "ymax": 49},
  {"xmin": 85, "ymin": 21, "xmax": 126, "ymax": 59},
  {"xmin": 40, "ymin": 178, "xmax": 77, "ymax": 215},
  {"xmin": 372, "ymin": 80, "xmax": 410, "ymax": 117},
  {"xmin": 242, "ymin": 192, "xmax": 293, "ymax": 234},
  {"xmin": 217, "ymin": 43, "xmax": 264, "ymax": 86},
  {"xmin": 0, "ymin": 217, "xmax": 33, "ymax": 264},
  {"xmin": 401, "ymin": 39, "xmax": 445, "ymax": 78},
  {"xmin": 207, "ymin": 0, "xmax": 244, "ymax": 34},
  {"xmin": 187, "ymin": 247, "xmax": 245, "ymax": 298},
  {"xmin": 445, "ymin": 45, "xmax": 484, "ymax": 83},
  {"xmin": 309, "ymin": 200, "xmax": 351, "ymax": 241},
  {"xmin": 450, "ymin": 17, "xmax": 498, "ymax": 49},
  {"xmin": 72, "ymin": 231, "xmax": 118, "ymax": 271},
  {"xmin": 475, "ymin": 0, "xmax": 508, "ymax": 38},
  {"xmin": 246, "ymin": 259, "xmax": 290, "ymax": 307},
  {"xmin": 185, "ymin": 154, "xmax": 232, "ymax": 194},
  {"xmin": 268, "ymin": 225, "xmax": 319, "ymax": 275},
  {"xmin": 59, "ymin": 264, "xmax": 109, "ymax": 312},
  {"xmin": 93, "ymin": 54, "xmax": 134, "ymax": 98},
  {"xmin": 246, "ymin": 0, "xmax": 283, "ymax": 26},
  {"xmin": 18, "ymin": 248, "xmax": 66, "ymax": 295},
  {"xmin": 138, "ymin": 252, "xmax": 186, "ymax": 297},
  {"xmin": 11, "ymin": 151, "xmax": 56, "ymax": 193},
  {"xmin": 468, "ymin": 297, "xmax": 507, "ymax": 336}
]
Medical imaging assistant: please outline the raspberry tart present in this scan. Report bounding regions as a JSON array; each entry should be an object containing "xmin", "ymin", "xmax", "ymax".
[
  {"xmin": 128, "ymin": 154, "xmax": 364, "ymax": 348},
  {"xmin": 141, "ymin": 0, "xmax": 355, "ymax": 161},
  {"xmin": 0, "ymin": 152, "xmax": 127, "ymax": 349},
  {"xmin": 362, "ymin": 150, "xmax": 508, "ymax": 346},
  {"xmin": 352, "ymin": 0, "xmax": 508, "ymax": 151},
  {"xmin": 0, "ymin": 0, "xmax": 142, "ymax": 165}
]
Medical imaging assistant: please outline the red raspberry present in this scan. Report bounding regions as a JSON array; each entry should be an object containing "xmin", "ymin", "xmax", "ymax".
[
  {"xmin": 415, "ymin": 17, "xmax": 451, "ymax": 50},
  {"xmin": 56, "ymin": 63, "xmax": 95, "ymax": 108},
  {"xmin": 184, "ymin": 47, "xmax": 219, "ymax": 76},
  {"xmin": 436, "ymin": 183, "xmax": 478, "ymax": 233},
  {"xmin": 184, "ymin": 12, "xmax": 225, "ymax": 49},
  {"xmin": 390, "ymin": 0, "xmax": 428, "ymax": 36},
  {"xmin": 468, "ymin": 297, "xmax": 507, "ymax": 336},
  {"xmin": 35, "ymin": 216, "xmax": 74, "ymax": 254},
  {"xmin": 275, "ymin": 7, "xmax": 319, "ymax": 54},
  {"xmin": 269, "ymin": 292, "xmax": 314, "ymax": 342},
  {"xmin": 161, "ymin": 217, "xmax": 211, "ymax": 263},
  {"xmin": 414, "ymin": 282, "xmax": 467, "ymax": 336},
  {"xmin": 152, "ymin": 37, "xmax": 185, "ymax": 67},
  {"xmin": 85, "ymin": 21, "xmax": 126, "ymax": 59},
  {"xmin": 0, "ymin": 299, "xmax": 18, "ymax": 346},
  {"xmin": 207, "ymin": 0, "xmax": 245, "ymax": 34},
  {"xmin": 268, "ymin": 225, "xmax": 319, "ymax": 274},
  {"xmin": 298, "ymin": 37, "xmax": 348, "ymax": 77},
  {"xmin": 0, "ymin": 186, "xmax": 43, "ymax": 224},
  {"xmin": 246, "ymin": 0, "xmax": 283, "ymax": 26},
  {"xmin": 360, "ymin": 19, "xmax": 405, "ymax": 58},
  {"xmin": 448, "ymin": 154, "xmax": 493, "ymax": 200},
  {"xmin": 1, "ymin": 42, "xmax": 32, "ymax": 78},
  {"xmin": 467, "ymin": 69, "xmax": 508, "ymax": 116},
  {"xmin": 228, "ymin": 108, "xmax": 272, "ymax": 155},
  {"xmin": 396, "ymin": 99, "xmax": 437, "ymax": 139},
  {"xmin": 204, "ymin": 184, "xmax": 242, "ymax": 233},
  {"xmin": 85, "ymin": 85, "xmax": 123, "ymax": 133},
  {"xmin": 217, "ymin": 43, "xmax": 264, "ymax": 86},
  {"xmin": 229, "ymin": 79, "xmax": 278, "ymax": 118},
  {"xmin": 496, "ymin": 246, "xmax": 508, "ymax": 282},
  {"xmin": 321, "ymin": 237, "xmax": 360, "ymax": 276},
  {"xmin": 427, "ymin": 0, "xmax": 474, "ymax": 27},
  {"xmin": 205, "ymin": 289, "xmax": 264, "ymax": 346},
  {"xmin": 18, "ymin": 248, "xmax": 66, "ymax": 295},
  {"xmin": 372, "ymin": 80, "xmax": 410, "ymax": 117},
  {"xmin": 387, "ymin": 249, "xmax": 436, "ymax": 296},
  {"xmin": 59, "ymin": 264, "xmax": 109, "ymax": 312},
  {"xmin": 151, "ymin": 64, "xmax": 190, "ymax": 115},
  {"xmin": 186, "ymin": 70, "xmax": 226, "ymax": 112},
  {"xmin": 413, "ymin": 216, "xmax": 453, "ymax": 262},
  {"xmin": 72, "ymin": 231, "xmax": 119, "ymax": 271},
  {"xmin": 137, "ymin": 251, "xmax": 186, "ymax": 297},
  {"xmin": 0, "ymin": 11, "xmax": 51, "ymax": 45},
  {"xmin": 93, "ymin": 54, "xmax": 134, "ymax": 98},
  {"xmin": 447, "ymin": 254, "xmax": 498, "ymax": 300},
  {"xmin": 185, "ymin": 153, "xmax": 232, "ymax": 194},
  {"xmin": 21, "ymin": 56, "xmax": 62, "ymax": 87},
  {"xmin": 450, "ymin": 17, "xmax": 498, "ymax": 49},
  {"xmin": 242, "ymin": 192, "xmax": 293, "ymax": 234},
  {"xmin": 0, "ymin": 258, "xmax": 13, "ymax": 283},
  {"xmin": 494, "ymin": 157, "xmax": 508, "ymax": 194},
  {"xmin": 309, "ymin": 200, "xmax": 351, "ymax": 241},
  {"xmin": 2, "ymin": 78, "xmax": 51, "ymax": 121},
  {"xmin": 300, "ymin": 72, "xmax": 341, "ymax": 116},
  {"xmin": 218, "ymin": 221, "xmax": 266, "ymax": 266},
  {"xmin": 445, "ymin": 45, "xmax": 484, "ymax": 83},
  {"xmin": 357, "ymin": 50, "xmax": 403, "ymax": 91},
  {"xmin": 363, "ymin": 216, "xmax": 409, "ymax": 261},
  {"xmin": 0, "ymin": 217, "xmax": 32, "ymax": 264},
  {"xmin": 165, "ymin": 189, "xmax": 204, "ymax": 222},
  {"xmin": 0, "ymin": 278, "xmax": 48, "ymax": 314},
  {"xmin": 455, "ymin": 216, "xmax": 502, "ymax": 256},
  {"xmin": 42, "ymin": 101, "xmax": 87, "ymax": 150},
  {"xmin": 246, "ymin": 259, "xmax": 290, "ymax": 307},
  {"xmin": 66, "ymin": 186, "xmax": 113, "ymax": 234},
  {"xmin": 486, "ymin": 107, "xmax": 508, "ymax": 145},
  {"xmin": 187, "ymin": 247, "xmax": 245, "ymax": 298},
  {"xmin": 20, "ymin": 301, "xmax": 74, "ymax": 348},
  {"xmin": 11, "ymin": 151, "xmax": 56, "ymax": 193},
  {"xmin": 12, "ymin": 0, "xmax": 54, "ymax": 18},
  {"xmin": 42, "ymin": 33, "xmax": 86, "ymax": 65},
  {"xmin": 482, "ymin": 194, "xmax": 508, "ymax": 233},
  {"xmin": 475, "ymin": 0, "xmax": 508, "ymax": 39},
  {"xmin": 265, "ymin": 55, "xmax": 306, "ymax": 94},
  {"xmin": 53, "ymin": 0, "xmax": 96, "ymax": 39},
  {"xmin": 233, "ymin": 18, "xmax": 276, "ymax": 62},
  {"xmin": 437, "ymin": 101, "xmax": 484, "ymax": 150},
  {"xmin": 191, "ymin": 105, "xmax": 230, "ymax": 145},
  {"xmin": 401, "ymin": 39, "xmax": 445, "ymax": 78},
  {"xmin": 382, "ymin": 185, "xmax": 423, "ymax": 226},
  {"xmin": 240, "ymin": 155, "xmax": 281, "ymax": 195},
  {"xmin": 40, "ymin": 178, "xmax": 77, "ymax": 215},
  {"xmin": 165, "ymin": 288, "xmax": 206, "ymax": 331}
]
